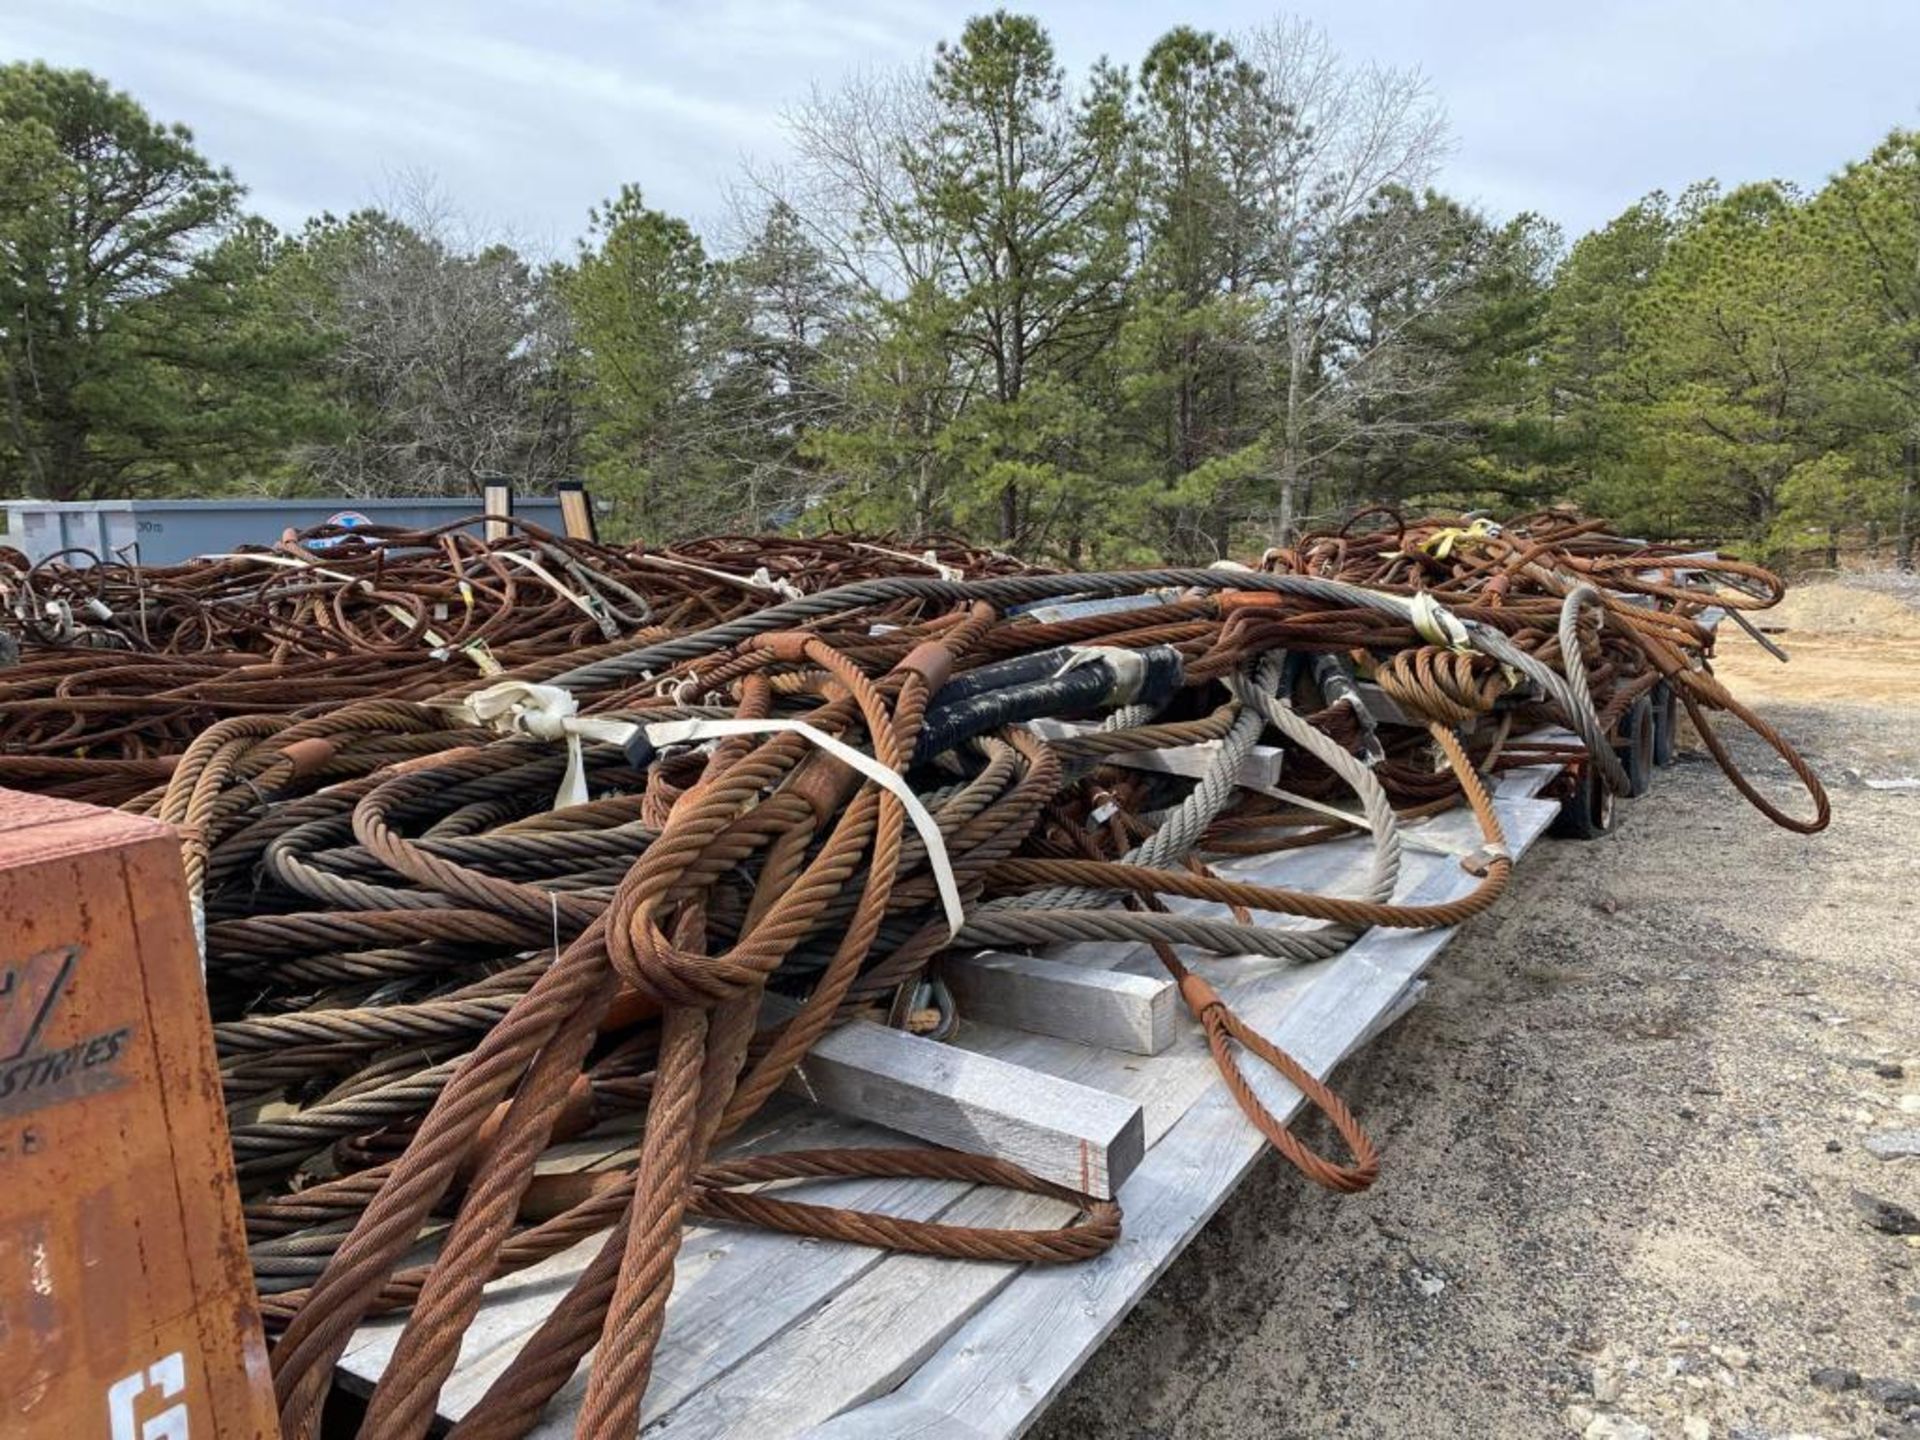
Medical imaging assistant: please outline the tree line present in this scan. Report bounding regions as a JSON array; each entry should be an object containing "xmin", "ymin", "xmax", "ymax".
[{"xmin": 2, "ymin": 15, "xmax": 1916, "ymax": 566}]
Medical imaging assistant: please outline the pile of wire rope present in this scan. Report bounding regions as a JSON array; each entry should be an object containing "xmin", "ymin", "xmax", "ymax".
[
  {"xmin": 0, "ymin": 508, "xmax": 1828, "ymax": 1439},
  {"xmin": 0, "ymin": 521, "xmax": 1028, "ymax": 806}
]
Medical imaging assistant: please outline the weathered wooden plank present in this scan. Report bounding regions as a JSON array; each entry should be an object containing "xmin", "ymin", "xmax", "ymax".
[
  {"xmin": 648, "ymin": 1187, "xmax": 1072, "ymax": 1438},
  {"xmin": 787, "ymin": 1020, "xmax": 1146, "ymax": 1199},
  {"xmin": 344, "ymin": 1116, "xmax": 990, "ymax": 1435},
  {"xmin": 802, "ymin": 1396, "xmax": 993, "ymax": 1440},
  {"xmin": 347, "ymin": 768, "xmax": 1566, "ymax": 1440},
  {"xmin": 1352, "ymin": 977, "xmax": 1428, "ymax": 1054},
  {"xmin": 1498, "ymin": 761, "xmax": 1562, "ymax": 800},
  {"xmin": 944, "ymin": 950, "xmax": 1177, "ymax": 1055},
  {"xmin": 524, "ymin": 1160, "xmax": 982, "ymax": 1437},
  {"xmin": 815, "ymin": 782, "xmax": 1562, "ymax": 1439},
  {"xmin": 638, "ymin": 792, "xmax": 1552, "ymax": 1436}
]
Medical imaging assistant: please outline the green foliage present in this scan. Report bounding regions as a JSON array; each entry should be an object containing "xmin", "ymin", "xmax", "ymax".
[
  {"xmin": 1545, "ymin": 170, "xmax": 1909, "ymax": 561},
  {"xmin": 561, "ymin": 185, "xmax": 732, "ymax": 539},
  {"xmin": 7, "ymin": 29, "xmax": 1920, "ymax": 568},
  {"xmin": 1806, "ymin": 131, "xmax": 1920, "ymax": 564},
  {"xmin": 0, "ymin": 63, "xmax": 325, "ymax": 500},
  {"xmin": 827, "ymin": 9, "xmax": 1137, "ymax": 549}
]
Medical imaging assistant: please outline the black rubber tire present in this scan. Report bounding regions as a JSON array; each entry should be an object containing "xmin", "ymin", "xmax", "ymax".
[
  {"xmin": 1551, "ymin": 764, "xmax": 1618, "ymax": 840},
  {"xmin": 1651, "ymin": 681, "xmax": 1678, "ymax": 767},
  {"xmin": 1616, "ymin": 694, "xmax": 1655, "ymax": 797}
]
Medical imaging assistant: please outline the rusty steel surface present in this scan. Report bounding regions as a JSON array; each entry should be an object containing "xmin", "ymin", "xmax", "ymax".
[{"xmin": 0, "ymin": 789, "xmax": 277, "ymax": 1439}]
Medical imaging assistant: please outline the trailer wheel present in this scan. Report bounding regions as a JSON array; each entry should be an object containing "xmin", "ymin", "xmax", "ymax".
[
  {"xmin": 1651, "ymin": 681, "xmax": 1678, "ymax": 767},
  {"xmin": 1617, "ymin": 694, "xmax": 1655, "ymax": 796},
  {"xmin": 1551, "ymin": 763, "xmax": 1618, "ymax": 840}
]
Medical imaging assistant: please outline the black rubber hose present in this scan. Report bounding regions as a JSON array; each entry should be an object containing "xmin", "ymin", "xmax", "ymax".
[
  {"xmin": 936, "ymin": 647, "xmax": 1084, "ymax": 706},
  {"xmin": 911, "ymin": 646, "xmax": 1184, "ymax": 764}
]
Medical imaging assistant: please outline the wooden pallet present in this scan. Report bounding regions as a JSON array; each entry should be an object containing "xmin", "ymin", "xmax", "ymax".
[{"xmin": 339, "ymin": 763, "xmax": 1565, "ymax": 1438}]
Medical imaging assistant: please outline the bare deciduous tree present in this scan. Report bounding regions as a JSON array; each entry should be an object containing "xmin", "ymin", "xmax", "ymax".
[
  {"xmin": 291, "ymin": 176, "xmax": 576, "ymax": 499},
  {"xmin": 1239, "ymin": 20, "xmax": 1456, "ymax": 538}
]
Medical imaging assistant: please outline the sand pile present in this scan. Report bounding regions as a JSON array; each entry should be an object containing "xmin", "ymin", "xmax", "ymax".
[{"xmin": 1762, "ymin": 578, "xmax": 1920, "ymax": 639}]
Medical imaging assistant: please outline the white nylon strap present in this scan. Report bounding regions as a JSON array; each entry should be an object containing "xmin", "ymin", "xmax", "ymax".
[
  {"xmin": 846, "ymin": 541, "xmax": 964, "ymax": 582},
  {"xmin": 1408, "ymin": 591, "xmax": 1472, "ymax": 652},
  {"xmin": 638, "ymin": 553, "xmax": 804, "ymax": 600},
  {"xmin": 642, "ymin": 717, "xmax": 965, "ymax": 939},
  {"xmin": 1052, "ymin": 644, "xmax": 1149, "ymax": 703},
  {"xmin": 492, "ymin": 550, "xmax": 619, "ymax": 635},
  {"xmin": 447, "ymin": 683, "xmax": 967, "ymax": 939},
  {"xmin": 444, "ymin": 681, "xmax": 616, "ymax": 811}
]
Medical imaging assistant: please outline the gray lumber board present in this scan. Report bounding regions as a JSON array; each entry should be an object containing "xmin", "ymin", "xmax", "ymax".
[
  {"xmin": 343, "ymin": 760, "xmax": 1565, "ymax": 1439},
  {"xmin": 343, "ymin": 1115, "xmax": 983, "ymax": 1433},
  {"xmin": 942, "ymin": 950, "xmax": 1177, "ymax": 1055},
  {"xmin": 699, "ymin": 794, "xmax": 1549, "ymax": 1437},
  {"xmin": 807, "ymin": 777, "xmax": 1561, "ymax": 1440},
  {"xmin": 787, "ymin": 1019, "xmax": 1146, "ymax": 1199},
  {"xmin": 803, "ymin": 1397, "xmax": 993, "ymax": 1440},
  {"xmin": 647, "ymin": 1186, "xmax": 1070, "ymax": 1438},
  {"xmin": 437, "ymin": 803, "xmax": 1525, "ymax": 1435}
]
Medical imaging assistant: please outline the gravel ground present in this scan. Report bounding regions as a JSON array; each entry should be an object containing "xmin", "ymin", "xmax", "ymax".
[{"xmin": 1034, "ymin": 696, "xmax": 1919, "ymax": 1440}]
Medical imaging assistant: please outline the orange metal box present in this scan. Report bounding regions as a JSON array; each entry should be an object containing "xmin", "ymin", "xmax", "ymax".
[{"xmin": 0, "ymin": 789, "xmax": 276, "ymax": 1438}]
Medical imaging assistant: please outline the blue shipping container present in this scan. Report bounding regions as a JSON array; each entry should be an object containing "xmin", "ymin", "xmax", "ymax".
[{"xmin": 0, "ymin": 497, "xmax": 569, "ymax": 567}]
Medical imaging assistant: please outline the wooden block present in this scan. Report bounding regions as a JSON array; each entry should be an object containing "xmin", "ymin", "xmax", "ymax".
[
  {"xmin": 1023, "ymin": 717, "xmax": 1283, "ymax": 788},
  {"xmin": 0, "ymin": 790, "xmax": 277, "ymax": 1438},
  {"xmin": 786, "ymin": 1020, "xmax": 1145, "ymax": 1199},
  {"xmin": 557, "ymin": 479, "xmax": 598, "ymax": 542},
  {"xmin": 483, "ymin": 480, "xmax": 512, "ymax": 542},
  {"xmin": 945, "ymin": 951, "xmax": 1176, "ymax": 1055}
]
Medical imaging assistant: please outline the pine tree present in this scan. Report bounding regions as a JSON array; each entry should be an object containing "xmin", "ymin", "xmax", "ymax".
[{"xmin": 0, "ymin": 63, "xmax": 324, "ymax": 500}]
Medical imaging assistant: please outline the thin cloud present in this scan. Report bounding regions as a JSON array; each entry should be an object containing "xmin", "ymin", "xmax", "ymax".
[{"xmin": 4, "ymin": 0, "xmax": 1917, "ymax": 245}]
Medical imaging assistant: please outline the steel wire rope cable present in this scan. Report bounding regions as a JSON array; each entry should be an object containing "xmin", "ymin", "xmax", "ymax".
[
  {"xmin": 983, "ymin": 661, "xmax": 1516, "ymax": 937},
  {"xmin": 2, "ymin": 525, "xmax": 1831, "ymax": 1433},
  {"xmin": 987, "ymin": 651, "xmax": 1402, "ymax": 1189},
  {"xmin": 1483, "ymin": 553, "xmax": 1827, "ymax": 832},
  {"xmin": 1276, "ymin": 513, "xmax": 1825, "ymax": 830},
  {"xmin": 540, "ymin": 568, "xmax": 1654, "ymax": 812},
  {"xmin": 443, "ymin": 630, "xmax": 1105, "ymax": 1440},
  {"xmin": 961, "ymin": 652, "xmax": 1397, "ymax": 956},
  {"xmin": 1594, "ymin": 598, "xmax": 1831, "ymax": 833},
  {"xmin": 238, "ymin": 683, "xmax": 1044, "ymax": 1405},
  {"xmin": 263, "ymin": 626, "xmax": 1119, "ymax": 1440},
  {"xmin": 224, "ymin": 560, "xmax": 1658, "ymax": 1328}
]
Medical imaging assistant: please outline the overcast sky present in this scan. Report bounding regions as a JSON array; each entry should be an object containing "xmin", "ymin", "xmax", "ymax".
[{"xmin": 6, "ymin": 0, "xmax": 1918, "ymax": 256}]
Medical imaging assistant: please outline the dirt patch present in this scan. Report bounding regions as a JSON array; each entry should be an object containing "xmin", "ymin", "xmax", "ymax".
[
  {"xmin": 1708, "ymin": 577, "xmax": 1920, "ymax": 708},
  {"xmin": 1759, "ymin": 580, "xmax": 1920, "ymax": 641},
  {"xmin": 1035, "ymin": 700, "xmax": 1920, "ymax": 1439},
  {"xmin": 1712, "ymin": 632, "xmax": 1920, "ymax": 707}
]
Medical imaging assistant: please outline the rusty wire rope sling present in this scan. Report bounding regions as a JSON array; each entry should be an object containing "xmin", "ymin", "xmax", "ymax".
[
  {"xmin": 240, "ymin": 568, "xmax": 1781, "ymax": 1440},
  {"xmin": 1, "ymin": 524, "xmax": 1830, "ymax": 1440}
]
